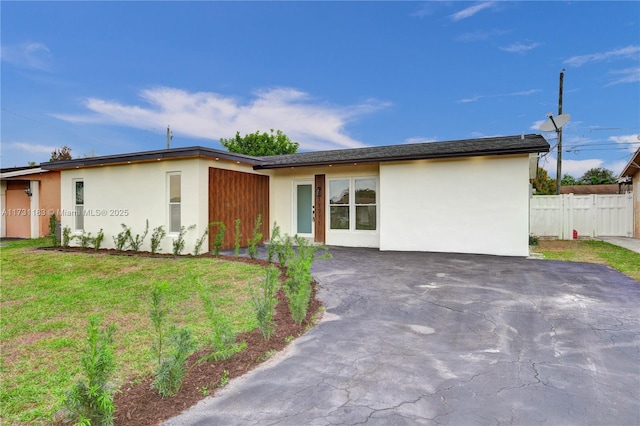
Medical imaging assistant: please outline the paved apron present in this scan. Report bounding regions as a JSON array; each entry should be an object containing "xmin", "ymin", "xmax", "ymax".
[{"xmin": 167, "ymin": 247, "xmax": 640, "ymax": 425}]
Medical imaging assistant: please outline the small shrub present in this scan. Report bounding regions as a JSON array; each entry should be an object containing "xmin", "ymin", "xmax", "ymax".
[
  {"xmin": 529, "ymin": 234, "xmax": 539, "ymax": 246},
  {"xmin": 62, "ymin": 226, "xmax": 73, "ymax": 248},
  {"xmin": 49, "ymin": 214, "xmax": 59, "ymax": 247},
  {"xmin": 152, "ymin": 327, "xmax": 196, "ymax": 398},
  {"xmin": 150, "ymin": 225, "xmax": 167, "ymax": 254},
  {"xmin": 78, "ymin": 231, "xmax": 93, "ymax": 249},
  {"xmin": 200, "ymin": 283, "xmax": 244, "ymax": 361},
  {"xmin": 128, "ymin": 219, "xmax": 149, "ymax": 252},
  {"xmin": 284, "ymin": 236, "xmax": 330, "ymax": 324},
  {"xmin": 149, "ymin": 283, "xmax": 169, "ymax": 367},
  {"xmin": 210, "ymin": 222, "xmax": 226, "ymax": 256},
  {"xmin": 92, "ymin": 228, "xmax": 105, "ymax": 251},
  {"xmin": 194, "ymin": 228, "xmax": 208, "ymax": 256},
  {"xmin": 62, "ymin": 315, "xmax": 116, "ymax": 426},
  {"xmin": 149, "ymin": 282, "xmax": 195, "ymax": 397},
  {"xmin": 172, "ymin": 225, "xmax": 195, "ymax": 256},
  {"xmin": 113, "ymin": 224, "xmax": 131, "ymax": 251},
  {"xmin": 277, "ymin": 234, "xmax": 295, "ymax": 267},
  {"xmin": 246, "ymin": 214, "xmax": 263, "ymax": 260},
  {"xmin": 266, "ymin": 222, "xmax": 281, "ymax": 263},
  {"xmin": 250, "ymin": 265, "xmax": 280, "ymax": 339},
  {"xmin": 234, "ymin": 218, "xmax": 242, "ymax": 257}
]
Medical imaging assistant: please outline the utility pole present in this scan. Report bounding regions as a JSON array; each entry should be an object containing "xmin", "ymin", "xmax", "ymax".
[
  {"xmin": 166, "ymin": 125, "xmax": 173, "ymax": 149},
  {"xmin": 555, "ymin": 70, "xmax": 564, "ymax": 195}
]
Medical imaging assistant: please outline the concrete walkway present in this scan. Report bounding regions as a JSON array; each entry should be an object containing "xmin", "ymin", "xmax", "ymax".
[
  {"xmin": 167, "ymin": 248, "xmax": 640, "ymax": 425},
  {"xmin": 598, "ymin": 236, "xmax": 640, "ymax": 254}
]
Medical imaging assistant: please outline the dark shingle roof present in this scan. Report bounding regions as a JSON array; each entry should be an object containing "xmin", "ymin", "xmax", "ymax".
[
  {"xmin": 40, "ymin": 134, "xmax": 549, "ymax": 171},
  {"xmin": 41, "ymin": 146, "xmax": 263, "ymax": 170},
  {"xmin": 257, "ymin": 134, "xmax": 549, "ymax": 169}
]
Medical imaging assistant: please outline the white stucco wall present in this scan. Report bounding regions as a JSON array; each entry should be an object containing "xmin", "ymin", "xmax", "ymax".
[
  {"xmin": 59, "ymin": 158, "xmax": 260, "ymax": 254},
  {"xmin": 379, "ymin": 155, "xmax": 531, "ymax": 257},
  {"xmin": 270, "ymin": 163, "xmax": 380, "ymax": 247}
]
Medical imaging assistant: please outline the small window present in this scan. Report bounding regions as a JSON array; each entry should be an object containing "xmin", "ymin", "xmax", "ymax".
[
  {"xmin": 168, "ymin": 173, "xmax": 181, "ymax": 233},
  {"xmin": 329, "ymin": 179, "xmax": 349, "ymax": 230},
  {"xmin": 355, "ymin": 178, "xmax": 376, "ymax": 231},
  {"xmin": 74, "ymin": 180, "xmax": 84, "ymax": 230}
]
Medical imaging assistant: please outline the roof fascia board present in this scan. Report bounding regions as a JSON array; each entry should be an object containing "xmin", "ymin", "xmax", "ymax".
[
  {"xmin": 620, "ymin": 149, "xmax": 640, "ymax": 177},
  {"xmin": 0, "ymin": 168, "xmax": 48, "ymax": 179},
  {"xmin": 41, "ymin": 147, "xmax": 263, "ymax": 170}
]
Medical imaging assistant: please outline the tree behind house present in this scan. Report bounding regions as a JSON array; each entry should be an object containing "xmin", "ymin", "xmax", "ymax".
[
  {"xmin": 220, "ymin": 129, "xmax": 299, "ymax": 156},
  {"xmin": 50, "ymin": 146, "xmax": 73, "ymax": 162}
]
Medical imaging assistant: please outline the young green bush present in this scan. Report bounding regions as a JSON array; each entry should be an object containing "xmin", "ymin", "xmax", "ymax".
[
  {"xmin": 234, "ymin": 218, "xmax": 242, "ymax": 257},
  {"xmin": 150, "ymin": 225, "xmax": 167, "ymax": 254},
  {"xmin": 78, "ymin": 231, "xmax": 93, "ymax": 249},
  {"xmin": 284, "ymin": 236, "xmax": 330, "ymax": 324},
  {"xmin": 246, "ymin": 214, "xmax": 263, "ymax": 260},
  {"xmin": 266, "ymin": 222, "xmax": 281, "ymax": 263},
  {"xmin": 62, "ymin": 226, "xmax": 73, "ymax": 248},
  {"xmin": 250, "ymin": 265, "xmax": 280, "ymax": 339},
  {"xmin": 149, "ymin": 283, "xmax": 169, "ymax": 367},
  {"xmin": 152, "ymin": 327, "xmax": 196, "ymax": 398},
  {"xmin": 172, "ymin": 225, "xmax": 195, "ymax": 256},
  {"xmin": 128, "ymin": 219, "xmax": 149, "ymax": 252},
  {"xmin": 112, "ymin": 224, "xmax": 131, "ymax": 251},
  {"xmin": 277, "ymin": 234, "xmax": 295, "ymax": 267},
  {"xmin": 48, "ymin": 214, "xmax": 59, "ymax": 247},
  {"xmin": 200, "ymin": 285, "xmax": 244, "ymax": 361},
  {"xmin": 92, "ymin": 228, "xmax": 105, "ymax": 251},
  {"xmin": 210, "ymin": 222, "xmax": 226, "ymax": 256},
  {"xmin": 62, "ymin": 315, "xmax": 117, "ymax": 426},
  {"xmin": 194, "ymin": 228, "xmax": 208, "ymax": 256},
  {"xmin": 149, "ymin": 282, "xmax": 196, "ymax": 397}
]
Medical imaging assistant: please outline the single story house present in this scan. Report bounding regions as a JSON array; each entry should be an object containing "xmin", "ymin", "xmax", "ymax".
[
  {"xmin": 620, "ymin": 147, "xmax": 640, "ymax": 238},
  {"xmin": 1, "ymin": 166, "xmax": 61, "ymax": 239},
  {"xmin": 40, "ymin": 134, "xmax": 549, "ymax": 257}
]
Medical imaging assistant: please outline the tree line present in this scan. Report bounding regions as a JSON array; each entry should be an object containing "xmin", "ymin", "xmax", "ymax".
[{"xmin": 532, "ymin": 167, "xmax": 618, "ymax": 195}]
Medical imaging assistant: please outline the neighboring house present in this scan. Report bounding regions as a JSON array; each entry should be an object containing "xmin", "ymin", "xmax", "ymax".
[
  {"xmin": 40, "ymin": 134, "xmax": 549, "ymax": 257},
  {"xmin": 620, "ymin": 148, "xmax": 640, "ymax": 238},
  {"xmin": 0, "ymin": 166, "xmax": 61, "ymax": 238},
  {"xmin": 560, "ymin": 184, "xmax": 621, "ymax": 195}
]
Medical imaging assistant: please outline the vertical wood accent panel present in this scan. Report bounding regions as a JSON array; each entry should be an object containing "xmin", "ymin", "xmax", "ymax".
[
  {"xmin": 209, "ymin": 168, "xmax": 269, "ymax": 250},
  {"xmin": 314, "ymin": 174, "xmax": 325, "ymax": 243}
]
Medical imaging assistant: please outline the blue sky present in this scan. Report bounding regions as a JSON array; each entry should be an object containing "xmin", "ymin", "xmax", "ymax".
[{"xmin": 2, "ymin": 1, "xmax": 639, "ymax": 178}]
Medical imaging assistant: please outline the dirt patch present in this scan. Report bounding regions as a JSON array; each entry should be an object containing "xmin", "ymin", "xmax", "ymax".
[{"xmin": 46, "ymin": 246, "xmax": 323, "ymax": 425}]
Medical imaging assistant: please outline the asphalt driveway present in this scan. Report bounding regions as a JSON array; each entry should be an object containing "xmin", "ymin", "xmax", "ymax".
[{"xmin": 167, "ymin": 247, "xmax": 640, "ymax": 425}]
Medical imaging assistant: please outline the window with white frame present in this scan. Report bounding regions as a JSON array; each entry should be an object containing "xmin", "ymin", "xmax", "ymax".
[
  {"xmin": 329, "ymin": 177, "xmax": 377, "ymax": 231},
  {"xmin": 74, "ymin": 180, "xmax": 84, "ymax": 230},
  {"xmin": 168, "ymin": 173, "xmax": 181, "ymax": 233}
]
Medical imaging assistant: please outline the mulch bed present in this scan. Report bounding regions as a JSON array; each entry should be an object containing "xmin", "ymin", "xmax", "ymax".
[{"xmin": 46, "ymin": 246, "xmax": 322, "ymax": 425}]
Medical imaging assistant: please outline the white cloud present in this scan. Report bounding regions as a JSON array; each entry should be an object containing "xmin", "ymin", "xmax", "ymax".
[
  {"xmin": 450, "ymin": 2, "xmax": 496, "ymax": 21},
  {"xmin": 605, "ymin": 67, "xmax": 640, "ymax": 86},
  {"xmin": 5, "ymin": 142, "xmax": 57, "ymax": 154},
  {"xmin": 458, "ymin": 89, "xmax": 540, "ymax": 103},
  {"xmin": 53, "ymin": 87, "xmax": 391, "ymax": 151},
  {"xmin": 499, "ymin": 42, "xmax": 541, "ymax": 53},
  {"xmin": 0, "ymin": 42, "xmax": 52, "ymax": 71},
  {"xmin": 564, "ymin": 45, "xmax": 640, "ymax": 67},
  {"xmin": 539, "ymin": 154, "xmax": 604, "ymax": 179},
  {"xmin": 609, "ymin": 134, "xmax": 640, "ymax": 153}
]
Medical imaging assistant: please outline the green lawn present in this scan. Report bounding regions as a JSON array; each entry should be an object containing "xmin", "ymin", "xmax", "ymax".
[
  {"xmin": 536, "ymin": 239, "xmax": 640, "ymax": 281},
  {"xmin": 0, "ymin": 238, "xmax": 266, "ymax": 424}
]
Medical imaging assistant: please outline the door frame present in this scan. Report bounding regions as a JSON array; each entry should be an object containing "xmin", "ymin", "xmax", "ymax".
[
  {"xmin": 293, "ymin": 180, "xmax": 314, "ymax": 238},
  {"xmin": 314, "ymin": 174, "xmax": 326, "ymax": 243}
]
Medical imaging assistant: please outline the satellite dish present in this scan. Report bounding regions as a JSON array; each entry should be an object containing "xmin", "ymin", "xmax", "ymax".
[{"xmin": 539, "ymin": 113, "xmax": 571, "ymax": 132}]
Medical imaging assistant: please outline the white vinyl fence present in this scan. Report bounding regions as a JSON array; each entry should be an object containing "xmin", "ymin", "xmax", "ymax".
[{"xmin": 530, "ymin": 193, "xmax": 633, "ymax": 239}]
